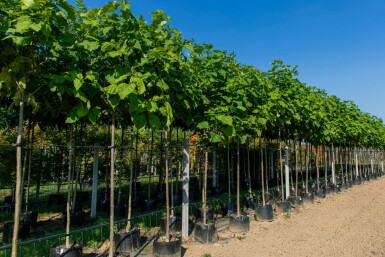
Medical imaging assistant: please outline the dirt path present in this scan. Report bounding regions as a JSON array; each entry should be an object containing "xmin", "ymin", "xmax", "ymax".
[{"xmin": 184, "ymin": 176, "xmax": 385, "ymax": 257}]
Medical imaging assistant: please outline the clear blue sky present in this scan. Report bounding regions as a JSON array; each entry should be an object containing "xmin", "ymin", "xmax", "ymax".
[{"xmin": 74, "ymin": 0, "xmax": 385, "ymax": 121}]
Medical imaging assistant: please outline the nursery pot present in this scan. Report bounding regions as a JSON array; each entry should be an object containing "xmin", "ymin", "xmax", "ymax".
[
  {"xmin": 315, "ymin": 188, "xmax": 326, "ymax": 198},
  {"xmin": 275, "ymin": 201, "xmax": 291, "ymax": 213},
  {"xmin": 254, "ymin": 204, "xmax": 274, "ymax": 221},
  {"xmin": 49, "ymin": 244, "xmax": 82, "ymax": 257},
  {"xmin": 114, "ymin": 228, "xmax": 141, "ymax": 256},
  {"xmin": 330, "ymin": 184, "xmax": 341, "ymax": 193},
  {"xmin": 153, "ymin": 237, "xmax": 181, "ymax": 257},
  {"xmin": 229, "ymin": 214, "xmax": 250, "ymax": 233},
  {"xmin": 301, "ymin": 192, "xmax": 314, "ymax": 204},
  {"xmin": 194, "ymin": 222, "xmax": 217, "ymax": 244},
  {"xmin": 160, "ymin": 216, "xmax": 182, "ymax": 234},
  {"xmin": 287, "ymin": 196, "xmax": 304, "ymax": 207},
  {"xmin": 196, "ymin": 207, "xmax": 214, "ymax": 223},
  {"xmin": 21, "ymin": 211, "xmax": 38, "ymax": 227},
  {"xmin": 2, "ymin": 222, "xmax": 30, "ymax": 243},
  {"xmin": 354, "ymin": 177, "xmax": 362, "ymax": 185}
]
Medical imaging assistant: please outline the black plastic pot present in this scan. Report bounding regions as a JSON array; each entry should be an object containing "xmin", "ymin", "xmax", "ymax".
[
  {"xmin": 229, "ymin": 215, "xmax": 250, "ymax": 233},
  {"xmin": 194, "ymin": 222, "xmax": 217, "ymax": 244},
  {"xmin": 275, "ymin": 201, "xmax": 291, "ymax": 213},
  {"xmin": 160, "ymin": 216, "xmax": 182, "ymax": 234},
  {"xmin": 346, "ymin": 181, "xmax": 353, "ymax": 188},
  {"xmin": 301, "ymin": 192, "xmax": 314, "ymax": 203},
  {"xmin": 153, "ymin": 238, "xmax": 181, "ymax": 257},
  {"xmin": 354, "ymin": 177, "xmax": 362, "ymax": 185},
  {"xmin": 2, "ymin": 222, "xmax": 30, "ymax": 243},
  {"xmin": 287, "ymin": 196, "xmax": 304, "ymax": 207},
  {"xmin": 330, "ymin": 184, "xmax": 341, "ymax": 193},
  {"xmin": 315, "ymin": 188, "xmax": 326, "ymax": 198},
  {"xmin": 221, "ymin": 202, "xmax": 236, "ymax": 217},
  {"xmin": 254, "ymin": 204, "xmax": 274, "ymax": 221},
  {"xmin": 49, "ymin": 244, "xmax": 82, "ymax": 257},
  {"xmin": 196, "ymin": 207, "xmax": 214, "ymax": 223},
  {"xmin": 114, "ymin": 228, "xmax": 141, "ymax": 256},
  {"xmin": 21, "ymin": 211, "xmax": 38, "ymax": 227}
]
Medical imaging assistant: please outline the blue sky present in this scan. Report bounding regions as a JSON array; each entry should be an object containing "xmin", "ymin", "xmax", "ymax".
[{"xmin": 75, "ymin": 0, "xmax": 385, "ymax": 121}]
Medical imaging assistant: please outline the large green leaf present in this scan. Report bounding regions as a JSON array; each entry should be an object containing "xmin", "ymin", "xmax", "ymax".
[{"xmin": 132, "ymin": 113, "xmax": 147, "ymax": 130}]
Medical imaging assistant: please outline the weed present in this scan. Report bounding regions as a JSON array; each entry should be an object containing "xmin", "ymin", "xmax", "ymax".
[
  {"xmin": 237, "ymin": 235, "xmax": 246, "ymax": 240},
  {"xmin": 202, "ymin": 253, "xmax": 212, "ymax": 257}
]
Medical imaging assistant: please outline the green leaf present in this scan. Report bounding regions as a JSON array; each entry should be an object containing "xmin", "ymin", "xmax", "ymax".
[
  {"xmin": 22, "ymin": 0, "xmax": 37, "ymax": 8},
  {"xmin": 149, "ymin": 114, "xmax": 161, "ymax": 129},
  {"xmin": 79, "ymin": 40, "xmax": 99, "ymax": 51},
  {"xmin": 209, "ymin": 132, "xmax": 222, "ymax": 143},
  {"xmin": 197, "ymin": 121, "xmax": 209, "ymax": 129},
  {"xmin": 76, "ymin": 106, "xmax": 88, "ymax": 118},
  {"xmin": 65, "ymin": 112, "xmax": 78, "ymax": 124},
  {"xmin": 131, "ymin": 77, "xmax": 145, "ymax": 94},
  {"xmin": 184, "ymin": 42, "xmax": 194, "ymax": 52},
  {"xmin": 132, "ymin": 113, "xmax": 147, "ymax": 130},
  {"xmin": 116, "ymin": 83, "xmax": 135, "ymax": 99},
  {"xmin": 147, "ymin": 101, "xmax": 158, "ymax": 112},
  {"xmin": 217, "ymin": 115, "xmax": 233, "ymax": 126},
  {"xmin": 88, "ymin": 107, "xmax": 101, "ymax": 123},
  {"xmin": 15, "ymin": 20, "xmax": 41, "ymax": 33},
  {"xmin": 223, "ymin": 126, "xmax": 235, "ymax": 137},
  {"xmin": 107, "ymin": 95, "xmax": 120, "ymax": 108},
  {"xmin": 74, "ymin": 78, "xmax": 82, "ymax": 91}
]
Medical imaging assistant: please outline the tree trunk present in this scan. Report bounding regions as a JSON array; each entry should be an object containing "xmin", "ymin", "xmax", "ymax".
[
  {"xmin": 109, "ymin": 111, "xmax": 116, "ymax": 257},
  {"xmin": 164, "ymin": 131, "xmax": 170, "ymax": 241},
  {"xmin": 236, "ymin": 138, "xmax": 240, "ymax": 216},
  {"xmin": 25, "ymin": 121, "xmax": 34, "ymax": 213},
  {"xmin": 126, "ymin": 132, "xmax": 134, "ymax": 231},
  {"xmin": 66, "ymin": 125, "xmax": 74, "ymax": 248},
  {"xmin": 11, "ymin": 90, "xmax": 25, "ymax": 257},
  {"xmin": 203, "ymin": 149, "xmax": 208, "ymax": 224}
]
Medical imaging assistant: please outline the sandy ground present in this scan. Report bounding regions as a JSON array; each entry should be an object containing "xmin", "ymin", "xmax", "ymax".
[{"xmin": 183, "ymin": 176, "xmax": 385, "ymax": 257}]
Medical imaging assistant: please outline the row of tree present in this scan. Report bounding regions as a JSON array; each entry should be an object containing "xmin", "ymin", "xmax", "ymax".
[{"xmin": 2, "ymin": 0, "xmax": 385, "ymax": 256}]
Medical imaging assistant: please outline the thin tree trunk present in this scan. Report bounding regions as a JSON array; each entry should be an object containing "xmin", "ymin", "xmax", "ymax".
[
  {"xmin": 236, "ymin": 138, "xmax": 241, "ymax": 216},
  {"xmin": 260, "ymin": 138, "xmax": 265, "ymax": 206},
  {"xmin": 127, "ymin": 132, "xmax": 134, "ymax": 231},
  {"xmin": 25, "ymin": 121, "xmax": 34, "ymax": 213},
  {"xmin": 227, "ymin": 139, "xmax": 231, "ymax": 203},
  {"xmin": 147, "ymin": 131, "xmax": 154, "ymax": 200},
  {"xmin": 165, "ymin": 131, "xmax": 170, "ymax": 242},
  {"xmin": 279, "ymin": 137, "xmax": 284, "ymax": 202},
  {"xmin": 203, "ymin": 149, "xmax": 208, "ymax": 224},
  {"xmin": 66, "ymin": 125, "xmax": 74, "ymax": 248},
  {"xmin": 109, "ymin": 111, "xmax": 116, "ymax": 257},
  {"xmin": 20, "ymin": 120, "xmax": 31, "ymax": 213},
  {"xmin": 316, "ymin": 145, "xmax": 319, "ymax": 190},
  {"xmin": 247, "ymin": 139, "xmax": 252, "ymax": 195},
  {"xmin": 11, "ymin": 90, "xmax": 25, "ymax": 257}
]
